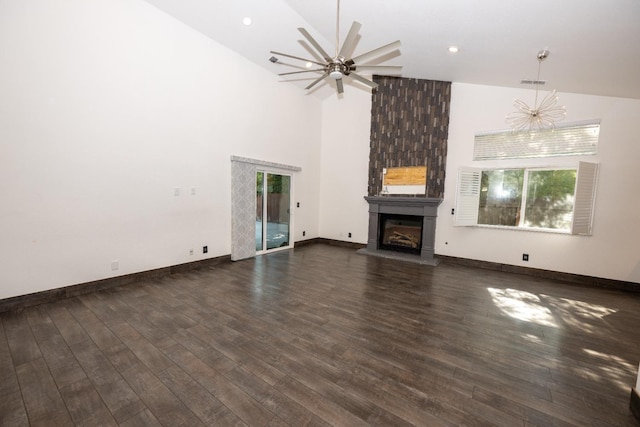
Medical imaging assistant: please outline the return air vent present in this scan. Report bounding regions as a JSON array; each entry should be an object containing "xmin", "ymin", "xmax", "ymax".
[{"xmin": 520, "ymin": 79, "xmax": 547, "ymax": 85}]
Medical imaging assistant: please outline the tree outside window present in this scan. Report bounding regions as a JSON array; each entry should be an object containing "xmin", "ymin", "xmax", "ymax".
[{"xmin": 477, "ymin": 168, "xmax": 577, "ymax": 231}]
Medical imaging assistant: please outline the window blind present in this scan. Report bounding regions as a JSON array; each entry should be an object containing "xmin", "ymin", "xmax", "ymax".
[{"xmin": 474, "ymin": 121, "xmax": 600, "ymax": 161}]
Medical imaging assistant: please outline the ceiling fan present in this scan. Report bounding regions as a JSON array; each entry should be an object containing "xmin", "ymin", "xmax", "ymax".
[{"xmin": 270, "ymin": 0, "xmax": 402, "ymax": 95}]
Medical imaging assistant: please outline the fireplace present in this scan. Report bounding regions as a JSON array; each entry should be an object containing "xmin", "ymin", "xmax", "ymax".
[
  {"xmin": 379, "ymin": 214, "xmax": 423, "ymax": 255},
  {"xmin": 359, "ymin": 196, "xmax": 443, "ymax": 265}
]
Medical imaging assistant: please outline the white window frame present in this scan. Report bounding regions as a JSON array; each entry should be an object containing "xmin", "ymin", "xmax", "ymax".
[{"xmin": 454, "ymin": 162, "xmax": 598, "ymax": 235}]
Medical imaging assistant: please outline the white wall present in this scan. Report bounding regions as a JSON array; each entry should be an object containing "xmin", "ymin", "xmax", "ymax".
[
  {"xmin": 0, "ymin": 0, "xmax": 322, "ymax": 299},
  {"xmin": 318, "ymin": 82, "xmax": 640, "ymax": 284},
  {"xmin": 439, "ymin": 83, "xmax": 640, "ymax": 283},
  {"xmin": 318, "ymin": 89, "xmax": 372, "ymax": 243}
]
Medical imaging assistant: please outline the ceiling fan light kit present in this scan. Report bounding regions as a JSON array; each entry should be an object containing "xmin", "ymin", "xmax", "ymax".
[
  {"xmin": 506, "ymin": 49, "xmax": 567, "ymax": 132},
  {"xmin": 270, "ymin": 0, "xmax": 402, "ymax": 95}
]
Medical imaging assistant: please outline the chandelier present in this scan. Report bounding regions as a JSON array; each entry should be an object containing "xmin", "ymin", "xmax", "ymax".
[{"xmin": 506, "ymin": 50, "xmax": 566, "ymax": 131}]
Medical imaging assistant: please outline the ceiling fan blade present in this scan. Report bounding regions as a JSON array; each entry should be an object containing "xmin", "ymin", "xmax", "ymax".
[
  {"xmin": 279, "ymin": 69, "xmax": 326, "ymax": 76},
  {"xmin": 306, "ymin": 73, "xmax": 329, "ymax": 90},
  {"xmin": 269, "ymin": 51, "xmax": 326, "ymax": 67},
  {"xmin": 298, "ymin": 28, "xmax": 332, "ymax": 61},
  {"xmin": 351, "ymin": 65, "xmax": 402, "ymax": 75},
  {"xmin": 349, "ymin": 72, "xmax": 379, "ymax": 90},
  {"xmin": 336, "ymin": 78, "xmax": 344, "ymax": 94},
  {"xmin": 338, "ymin": 21, "xmax": 362, "ymax": 59},
  {"xmin": 351, "ymin": 40, "xmax": 401, "ymax": 65}
]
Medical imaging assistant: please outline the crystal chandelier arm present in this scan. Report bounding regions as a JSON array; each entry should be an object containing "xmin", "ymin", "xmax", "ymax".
[
  {"xmin": 513, "ymin": 99, "xmax": 533, "ymax": 113},
  {"xmin": 505, "ymin": 112, "xmax": 533, "ymax": 132},
  {"xmin": 537, "ymin": 90, "xmax": 562, "ymax": 111}
]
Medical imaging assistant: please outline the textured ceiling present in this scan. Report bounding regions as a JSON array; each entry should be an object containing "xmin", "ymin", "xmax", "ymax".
[{"xmin": 143, "ymin": 0, "xmax": 640, "ymax": 99}]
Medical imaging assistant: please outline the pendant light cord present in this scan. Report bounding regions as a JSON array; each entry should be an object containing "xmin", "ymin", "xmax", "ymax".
[
  {"xmin": 534, "ymin": 58, "xmax": 542, "ymax": 110},
  {"xmin": 335, "ymin": 0, "xmax": 340, "ymax": 58}
]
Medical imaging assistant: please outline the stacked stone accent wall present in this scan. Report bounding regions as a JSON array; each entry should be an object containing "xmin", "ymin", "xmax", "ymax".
[{"xmin": 368, "ymin": 76, "xmax": 451, "ymax": 198}]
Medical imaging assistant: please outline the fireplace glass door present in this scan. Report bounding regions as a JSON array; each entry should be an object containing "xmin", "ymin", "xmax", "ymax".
[
  {"xmin": 379, "ymin": 214, "xmax": 423, "ymax": 255},
  {"xmin": 256, "ymin": 172, "xmax": 291, "ymax": 253}
]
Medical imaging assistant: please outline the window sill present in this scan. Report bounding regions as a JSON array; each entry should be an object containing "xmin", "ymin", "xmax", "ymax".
[{"xmin": 474, "ymin": 224, "xmax": 572, "ymax": 235}]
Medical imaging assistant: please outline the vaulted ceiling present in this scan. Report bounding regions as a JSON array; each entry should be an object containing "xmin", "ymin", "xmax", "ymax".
[{"xmin": 144, "ymin": 0, "xmax": 640, "ymax": 99}]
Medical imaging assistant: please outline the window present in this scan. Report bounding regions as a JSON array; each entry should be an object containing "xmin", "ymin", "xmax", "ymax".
[
  {"xmin": 455, "ymin": 162, "xmax": 598, "ymax": 235},
  {"xmin": 478, "ymin": 169, "xmax": 524, "ymax": 226},
  {"xmin": 474, "ymin": 121, "xmax": 600, "ymax": 160}
]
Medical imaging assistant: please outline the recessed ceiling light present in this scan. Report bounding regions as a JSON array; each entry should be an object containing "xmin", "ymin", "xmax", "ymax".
[
  {"xmin": 448, "ymin": 46, "xmax": 459, "ymax": 53},
  {"xmin": 242, "ymin": 17, "xmax": 252, "ymax": 26}
]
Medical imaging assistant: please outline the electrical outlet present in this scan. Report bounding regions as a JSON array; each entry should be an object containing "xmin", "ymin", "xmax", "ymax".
[
  {"xmin": 297, "ymin": 202, "xmax": 300, "ymax": 208},
  {"xmin": 348, "ymin": 232, "xmax": 352, "ymax": 238},
  {"xmin": 522, "ymin": 253, "xmax": 529, "ymax": 261},
  {"xmin": 189, "ymin": 249, "xmax": 194, "ymax": 256},
  {"xmin": 111, "ymin": 260, "xmax": 119, "ymax": 271},
  {"xmin": 451, "ymin": 208, "xmax": 455, "ymax": 215},
  {"xmin": 302, "ymin": 231, "xmax": 306, "ymax": 236},
  {"xmin": 203, "ymin": 246, "xmax": 208, "ymax": 254}
]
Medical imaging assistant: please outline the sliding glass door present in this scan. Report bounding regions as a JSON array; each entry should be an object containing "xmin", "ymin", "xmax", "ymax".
[{"xmin": 256, "ymin": 172, "xmax": 291, "ymax": 253}]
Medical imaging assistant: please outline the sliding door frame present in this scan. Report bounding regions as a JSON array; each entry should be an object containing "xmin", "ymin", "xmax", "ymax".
[
  {"xmin": 230, "ymin": 156, "xmax": 300, "ymax": 261},
  {"xmin": 255, "ymin": 169, "xmax": 293, "ymax": 255}
]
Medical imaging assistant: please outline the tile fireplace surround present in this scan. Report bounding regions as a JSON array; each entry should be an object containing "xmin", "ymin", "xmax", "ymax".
[{"xmin": 359, "ymin": 196, "xmax": 443, "ymax": 265}]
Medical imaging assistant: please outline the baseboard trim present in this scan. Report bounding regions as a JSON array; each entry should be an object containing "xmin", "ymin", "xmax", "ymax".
[
  {"xmin": 3, "ymin": 243, "xmax": 637, "ymax": 313},
  {"xmin": 438, "ymin": 255, "xmax": 640, "ymax": 293},
  {"xmin": 296, "ymin": 237, "xmax": 366, "ymax": 250},
  {"xmin": 307, "ymin": 243, "xmax": 640, "ymax": 292},
  {"xmin": 0, "ymin": 255, "xmax": 231, "ymax": 313},
  {"xmin": 0, "ymin": 240, "xmax": 362, "ymax": 313},
  {"xmin": 631, "ymin": 388, "xmax": 640, "ymax": 422}
]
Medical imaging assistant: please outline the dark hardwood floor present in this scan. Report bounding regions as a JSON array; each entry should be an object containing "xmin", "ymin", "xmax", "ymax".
[{"xmin": 1, "ymin": 243, "xmax": 639, "ymax": 426}]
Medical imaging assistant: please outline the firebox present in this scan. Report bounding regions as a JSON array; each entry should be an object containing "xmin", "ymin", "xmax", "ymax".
[{"xmin": 378, "ymin": 214, "xmax": 423, "ymax": 255}]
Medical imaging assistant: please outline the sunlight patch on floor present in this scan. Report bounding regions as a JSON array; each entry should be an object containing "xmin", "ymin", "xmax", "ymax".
[
  {"xmin": 581, "ymin": 348, "xmax": 637, "ymax": 391},
  {"xmin": 488, "ymin": 287, "xmax": 619, "ymax": 332},
  {"xmin": 488, "ymin": 287, "xmax": 558, "ymax": 327},
  {"xmin": 547, "ymin": 297, "xmax": 618, "ymax": 333}
]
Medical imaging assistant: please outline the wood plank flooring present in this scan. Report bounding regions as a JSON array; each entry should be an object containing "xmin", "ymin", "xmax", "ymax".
[{"xmin": 1, "ymin": 243, "xmax": 639, "ymax": 426}]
